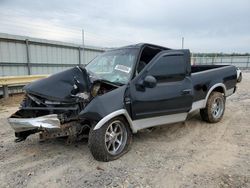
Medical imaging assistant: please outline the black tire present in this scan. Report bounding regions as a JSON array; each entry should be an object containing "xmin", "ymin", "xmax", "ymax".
[
  {"xmin": 88, "ymin": 116, "xmax": 132, "ymax": 162},
  {"xmin": 237, "ymin": 73, "xmax": 242, "ymax": 83},
  {"xmin": 200, "ymin": 91, "xmax": 225, "ymax": 123}
]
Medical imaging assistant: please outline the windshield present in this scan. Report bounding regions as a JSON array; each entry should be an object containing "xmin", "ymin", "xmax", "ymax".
[{"xmin": 85, "ymin": 48, "xmax": 138, "ymax": 84}]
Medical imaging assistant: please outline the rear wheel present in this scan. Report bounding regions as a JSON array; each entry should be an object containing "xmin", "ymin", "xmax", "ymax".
[
  {"xmin": 200, "ymin": 91, "xmax": 225, "ymax": 123},
  {"xmin": 88, "ymin": 116, "xmax": 132, "ymax": 161}
]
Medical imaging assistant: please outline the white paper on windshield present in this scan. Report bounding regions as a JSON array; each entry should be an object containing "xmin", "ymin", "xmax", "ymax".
[{"xmin": 114, "ymin": 64, "xmax": 131, "ymax": 73}]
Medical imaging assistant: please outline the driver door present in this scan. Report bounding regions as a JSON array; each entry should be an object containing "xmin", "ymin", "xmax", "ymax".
[{"xmin": 129, "ymin": 50, "xmax": 193, "ymax": 122}]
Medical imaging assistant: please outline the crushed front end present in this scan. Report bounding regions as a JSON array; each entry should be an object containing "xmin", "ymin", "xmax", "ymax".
[
  {"xmin": 8, "ymin": 66, "xmax": 120, "ymax": 142},
  {"xmin": 8, "ymin": 66, "xmax": 92, "ymax": 142}
]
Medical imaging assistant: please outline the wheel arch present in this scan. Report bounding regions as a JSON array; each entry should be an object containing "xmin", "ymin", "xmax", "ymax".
[
  {"xmin": 204, "ymin": 83, "xmax": 226, "ymax": 105},
  {"xmin": 93, "ymin": 109, "xmax": 136, "ymax": 133}
]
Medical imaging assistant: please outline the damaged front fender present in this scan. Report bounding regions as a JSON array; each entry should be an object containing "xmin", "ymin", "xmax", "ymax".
[{"xmin": 79, "ymin": 85, "xmax": 128, "ymax": 122}]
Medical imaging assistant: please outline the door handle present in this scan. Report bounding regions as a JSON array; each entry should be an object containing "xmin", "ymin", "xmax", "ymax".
[{"xmin": 181, "ymin": 89, "xmax": 191, "ymax": 95}]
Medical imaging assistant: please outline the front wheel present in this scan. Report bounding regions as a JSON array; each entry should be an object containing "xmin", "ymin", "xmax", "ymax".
[
  {"xmin": 88, "ymin": 116, "xmax": 132, "ymax": 161},
  {"xmin": 200, "ymin": 91, "xmax": 225, "ymax": 123}
]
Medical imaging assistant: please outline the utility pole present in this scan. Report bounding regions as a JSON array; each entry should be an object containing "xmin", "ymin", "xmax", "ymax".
[
  {"xmin": 181, "ymin": 37, "xmax": 184, "ymax": 49},
  {"xmin": 82, "ymin": 29, "xmax": 85, "ymax": 64}
]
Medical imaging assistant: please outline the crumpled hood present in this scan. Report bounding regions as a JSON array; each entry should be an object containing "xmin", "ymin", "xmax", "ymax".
[{"xmin": 24, "ymin": 66, "xmax": 91, "ymax": 102}]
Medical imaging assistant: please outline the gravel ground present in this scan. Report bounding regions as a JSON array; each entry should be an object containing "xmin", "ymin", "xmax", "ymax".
[{"xmin": 0, "ymin": 72, "xmax": 250, "ymax": 188}]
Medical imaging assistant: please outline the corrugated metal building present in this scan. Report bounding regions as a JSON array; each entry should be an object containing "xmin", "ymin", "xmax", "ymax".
[{"xmin": 0, "ymin": 33, "xmax": 106, "ymax": 76}]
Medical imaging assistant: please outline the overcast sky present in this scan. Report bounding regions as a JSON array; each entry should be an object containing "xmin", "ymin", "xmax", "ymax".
[{"xmin": 0, "ymin": 0, "xmax": 249, "ymax": 52}]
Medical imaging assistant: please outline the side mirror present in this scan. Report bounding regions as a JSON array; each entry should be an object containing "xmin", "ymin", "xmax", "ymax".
[{"xmin": 143, "ymin": 75, "xmax": 157, "ymax": 88}]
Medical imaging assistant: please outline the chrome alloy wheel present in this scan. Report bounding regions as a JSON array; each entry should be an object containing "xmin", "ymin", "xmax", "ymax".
[
  {"xmin": 105, "ymin": 120, "xmax": 127, "ymax": 155},
  {"xmin": 211, "ymin": 97, "xmax": 224, "ymax": 119}
]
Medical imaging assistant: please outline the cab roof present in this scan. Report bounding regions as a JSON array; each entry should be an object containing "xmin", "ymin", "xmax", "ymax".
[{"xmin": 116, "ymin": 43, "xmax": 171, "ymax": 51}]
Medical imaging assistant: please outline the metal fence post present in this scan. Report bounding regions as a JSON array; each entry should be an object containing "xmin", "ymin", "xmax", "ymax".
[
  {"xmin": 25, "ymin": 39, "xmax": 31, "ymax": 75},
  {"xmin": 78, "ymin": 47, "xmax": 81, "ymax": 65},
  {"xmin": 3, "ymin": 85, "xmax": 9, "ymax": 98},
  {"xmin": 82, "ymin": 30, "xmax": 85, "ymax": 65},
  {"xmin": 247, "ymin": 56, "xmax": 250, "ymax": 69}
]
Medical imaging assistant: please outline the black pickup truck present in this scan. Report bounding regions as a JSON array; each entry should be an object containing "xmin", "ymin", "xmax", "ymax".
[{"xmin": 8, "ymin": 43, "xmax": 237, "ymax": 161}]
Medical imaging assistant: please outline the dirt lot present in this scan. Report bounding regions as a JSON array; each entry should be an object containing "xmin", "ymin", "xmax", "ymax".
[{"xmin": 0, "ymin": 73, "xmax": 250, "ymax": 188}]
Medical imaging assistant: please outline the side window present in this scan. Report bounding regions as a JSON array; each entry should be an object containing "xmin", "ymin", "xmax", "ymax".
[{"xmin": 148, "ymin": 54, "xmax": 186, "ymax": 82}]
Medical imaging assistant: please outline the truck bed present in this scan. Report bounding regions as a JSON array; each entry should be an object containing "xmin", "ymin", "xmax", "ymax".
[
  {"xmin": 191, "ymin": 65, "xmax": 229, "ymax": 73},
  {"xmin": 191, "ymin": 65, "xmax": 237, "ymax": 102}
]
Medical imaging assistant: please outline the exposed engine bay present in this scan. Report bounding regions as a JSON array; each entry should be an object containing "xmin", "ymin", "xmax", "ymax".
[{"xmin": 11, "ymin": 80, "xmax": 118, "ymax": 120}]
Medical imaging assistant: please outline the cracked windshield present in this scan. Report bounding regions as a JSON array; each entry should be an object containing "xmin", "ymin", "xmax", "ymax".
[{"xmin": 85, "ymin": 48, "xmax": 138, "ymax": 84}]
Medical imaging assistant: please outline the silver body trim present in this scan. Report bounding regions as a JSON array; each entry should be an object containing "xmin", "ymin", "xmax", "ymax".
[
  {"xmin": 190, "ymin": 99, "xmax": 206, "ymax": 112},
  {"xmin": 8, "ymin": 114, "xmax": 61, "ymax": 133},
  {"xmin": 132, "ymin": 113, "xmax": 187, "ymax": 132},
  {"xmin": 93, "ymin": 83, "xmax": 236, "ymax": 132},
  {"xmin": 93, "ymin": 109, "xmax": 187, "ymax": 133},
  {"xmin": 204, "ymin": 83, "xmax": 226, "ymax": 104},
  {"xmin": 190, "ymin": 83, "xmax": 227, "ymax": 112},
  {"xmin": 93, "ymin": 109, "xmax": 135, "ymax": 132},
  {"xmin": 236, "ymin": 69, "xmax": 241, "ymax": 79},
  {"xmin": 225, "ymin": 88, "xmax": 234, "ymax": 97}
]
